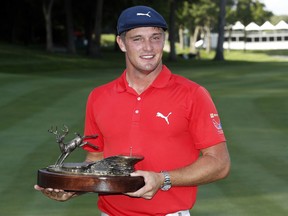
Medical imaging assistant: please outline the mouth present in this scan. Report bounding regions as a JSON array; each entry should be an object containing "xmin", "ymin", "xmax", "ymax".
[{"xmin": 140, "ymin": 55, "xmax": 154, "ymax": 60}]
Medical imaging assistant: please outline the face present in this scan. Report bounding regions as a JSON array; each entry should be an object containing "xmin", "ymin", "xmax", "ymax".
[{"xmin": 117, "ymin": 27, "xmax": 165, "ymax": 75}]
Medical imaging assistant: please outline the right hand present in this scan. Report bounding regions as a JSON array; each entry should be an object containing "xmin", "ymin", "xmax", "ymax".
[{"xmin": 34, "ymin": 185, "xmax": 77, "ymax": 202}]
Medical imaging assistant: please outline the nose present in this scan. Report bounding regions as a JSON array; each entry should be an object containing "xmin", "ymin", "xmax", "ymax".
[{"xmin": 143, "ymin": 40, "xmax": 153, "ymax": 51}]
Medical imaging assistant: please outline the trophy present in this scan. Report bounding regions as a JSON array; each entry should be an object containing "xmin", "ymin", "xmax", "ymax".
[{"xmin": 37, "ymin": 125, "xmax": 145, "ymax": 193}]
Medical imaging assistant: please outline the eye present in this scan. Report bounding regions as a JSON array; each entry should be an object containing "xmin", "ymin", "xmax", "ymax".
[
  {"xmin": 132, "ymin": 37, "xmax": 142, "ymax": 42},
  {"xmin": 151, "ymin": 35, "xmax": 162, "ymax": 41}
]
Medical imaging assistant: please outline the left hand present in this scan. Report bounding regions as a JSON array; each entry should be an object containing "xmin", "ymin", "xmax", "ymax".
[
  {"xmin": 125, "ymin": 170, "xmax": 164, "ymax": 200},
  {"xmin": 34, "ymin": 185, "xmax": 78, "ymax": 202}
]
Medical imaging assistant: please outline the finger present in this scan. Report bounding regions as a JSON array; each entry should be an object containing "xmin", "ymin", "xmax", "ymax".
[
  {"xmin": 125, "ymin": 189, "xmax": 153, "ymax": 200},
  {"xmin": 54, "ymin": 188, "xmax": 65, "ymax": 193},
  {"xmin": 42, "ymin": 189, "xmax": 75, "ymax": 201},
  {"xmin": 130, "ymin": 170, "xmax": 145, "ymax": 177},
  {"xmin": 125, "ymin": 191, "xmax": 142, "ymax": 198},
  {"xmin": 142, "ymin": 193, "xmax": 153, "ymax": 200},
  {"xmin": 34, "ymin": 185, "xmax": 44, "ymax": 191},
  {"xmin": 125, "ymin": 184, "xmax": 147, "ymax": 197}
]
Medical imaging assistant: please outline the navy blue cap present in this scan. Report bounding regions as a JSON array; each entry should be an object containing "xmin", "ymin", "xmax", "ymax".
[{"xmin": 117, "ymin": 6, "xmax": 168, "ymax": 35}]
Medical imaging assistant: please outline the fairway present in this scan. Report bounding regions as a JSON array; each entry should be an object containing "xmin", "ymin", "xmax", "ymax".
[{"xmin": 0, "ymin": 44, "xmax": 287, "ymax": 216}]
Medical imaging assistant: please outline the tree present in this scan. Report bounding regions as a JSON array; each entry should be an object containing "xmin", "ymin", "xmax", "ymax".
[
  {"xmin": 87, "ymin": 0, "xmax": 103, "ymax": 57},
  {"xmin": 236, "ymin": 0, "xmax": 252, "ymax": 26},
  {"xmin": 271, "ymin": 15, "xmax": 288, "ymax": 25},
  {"xmin": 251, "ymin": 0, "xmax": 273, "ymax": 25},
  {"xmin": 64, "ymin": 0, "xmax": 76, "ymax": 54},
  {"xmin": 234, "ymin": 0, "xmax": 273, "ymax": 51},
  {"xmin": 177, "ymin": 0, "xmax": 197, "ymax": 53},
  {"xmin": 227, "ymin": 0, "xmax": 273, "ymax": 25},
  {"xmin": 177, "ymin": 0, "xmax": 219, "ymax": 54},
  {"xmin": 214, "ymin": 0, "xmax": 226, "ymax": 61},
  {"xmin": 42, "ymin": 0, "xmax": 54, "ymax": 52},
  {"xmin": 168, "ymin": 0, "xmax": 178, "ymax": 61}
]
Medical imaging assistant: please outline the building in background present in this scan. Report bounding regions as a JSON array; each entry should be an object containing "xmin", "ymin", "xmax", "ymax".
[
  {"xmin": 222, "ymin": 20, "xmax": 288, "ymax": 50},
  {"xmin": 208, "ymin": 20, "xmax": 288, "ymax": 50}
]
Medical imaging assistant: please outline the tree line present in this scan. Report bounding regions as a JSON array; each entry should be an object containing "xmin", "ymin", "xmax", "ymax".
[{"xmin": 0, "ymin": 0, "xmax": 280, "ymax": 61}]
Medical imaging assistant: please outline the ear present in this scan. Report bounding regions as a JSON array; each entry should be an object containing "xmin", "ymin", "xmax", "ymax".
[{"xmin": 116, "ymin": 36, "xmax": 127, "ymax": 52}]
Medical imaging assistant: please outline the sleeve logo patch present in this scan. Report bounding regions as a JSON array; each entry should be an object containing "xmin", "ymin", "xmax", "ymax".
[{"xmin": 210, "ymin": 113, "xmax": 224, "ymax": 134}]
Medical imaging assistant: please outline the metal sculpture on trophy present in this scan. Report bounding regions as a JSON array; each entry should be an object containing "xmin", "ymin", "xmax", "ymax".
[{"xmin": 37, "ymin": 125, "xmax": 145, "ymax": 193}]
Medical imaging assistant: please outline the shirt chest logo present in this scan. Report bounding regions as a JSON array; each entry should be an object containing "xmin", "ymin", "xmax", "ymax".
[{"xmin": 156, "ymin": 112, "xmax": 172, "ymax": 125}]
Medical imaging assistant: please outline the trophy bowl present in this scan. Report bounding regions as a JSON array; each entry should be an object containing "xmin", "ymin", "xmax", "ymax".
[
  {"xmin": 37, "ymin": 155, "xmax": 145, "ymax": 193},
  {"xmin": 37, "ymin": 169, "xmax": 145, "ymax": 193},
  {"xmin": 37, "ymin": 126, "xmax": 145, "ymax": 193}
]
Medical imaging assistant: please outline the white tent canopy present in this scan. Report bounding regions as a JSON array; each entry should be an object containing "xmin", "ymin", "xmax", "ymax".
[
  {"xmin": 232, "ymin": 21, "xmax": 245, "ymax": 30},
  {"xmin": 260, "ymin": 21, "xmax": 275, "ymax": 30},
  {"xmin": 245, "ymin": 22, "xmax": 261, "ymax": 31},
  {"xmin": 274, "ymin": 20, "xmax": 288, "ymax": 30},
  {"xmin": 223, "ymin": 20, "xmax": 288, "ymax": 50},
  {"xmin": 230, "ymin": 20, "xmax": 288, "ymax": 31}
]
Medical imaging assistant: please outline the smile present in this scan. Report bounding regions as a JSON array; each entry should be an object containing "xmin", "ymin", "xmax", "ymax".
[{"xmin": 141, "ymin": 55, "xmax": 154, "ymax": 59}]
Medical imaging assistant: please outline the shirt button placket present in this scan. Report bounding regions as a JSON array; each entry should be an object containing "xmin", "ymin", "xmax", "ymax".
[{"xmin": 132, "ymin": 96, "xmax": 142, "ymax": 122}]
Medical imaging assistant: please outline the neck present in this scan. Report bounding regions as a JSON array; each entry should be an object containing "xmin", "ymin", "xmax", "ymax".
[
  {"xmin": 126, "ymin": 73, "xmax": 153, "ymax": 94},
  {"xmin": 126, "ymin": 66, "xmax": 162, "ymax": 94}
]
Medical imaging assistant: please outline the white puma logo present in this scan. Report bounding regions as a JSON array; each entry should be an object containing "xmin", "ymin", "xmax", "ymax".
[
  {"xmin": 136, "ymin": 11, "xmax": 151, "ymax": 17},
  {"xmin": 156, "ymin": 112, "xmax": 172, "ymax": 125}
]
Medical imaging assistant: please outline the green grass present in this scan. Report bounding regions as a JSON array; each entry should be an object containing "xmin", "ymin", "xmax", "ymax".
[{"xmin": 0, "ymin": 44, "xmax": 287, "ymax": 216}]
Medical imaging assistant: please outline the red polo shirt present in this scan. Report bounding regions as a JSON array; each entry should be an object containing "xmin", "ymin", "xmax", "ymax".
[{"xmin": 84, "ymin": 65, "xmax": 226, "ymax": 216}]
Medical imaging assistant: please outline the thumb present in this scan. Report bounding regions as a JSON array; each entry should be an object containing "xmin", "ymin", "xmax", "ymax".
[{"xmin": 130, "ymin": 170, "xmax": 144, "ymax": 177}]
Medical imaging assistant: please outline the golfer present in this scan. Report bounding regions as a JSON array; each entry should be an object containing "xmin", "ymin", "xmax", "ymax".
[{"xmin": 35, "ymin": 5, "xmax": 230, "ymax": 216}]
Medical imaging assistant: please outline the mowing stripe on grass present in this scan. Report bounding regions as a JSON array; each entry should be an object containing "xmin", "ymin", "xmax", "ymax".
[{"xmin": 1, "ymin": 45, "xmax": 287, "ymax": 216}]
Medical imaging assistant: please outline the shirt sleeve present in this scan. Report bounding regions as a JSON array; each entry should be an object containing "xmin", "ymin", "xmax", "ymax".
[
  {"xmin": 83, "ymin": 91, "xmax": 104, "ymax": 152},
  {"xmin": 189, "ymin": 86, "xmax": 226, "ymax": 149}
]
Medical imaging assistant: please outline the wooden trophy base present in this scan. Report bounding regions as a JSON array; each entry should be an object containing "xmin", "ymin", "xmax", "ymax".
[{"xmin": 38, "ymin": 169, "xmax": 145, "ymax": 193}]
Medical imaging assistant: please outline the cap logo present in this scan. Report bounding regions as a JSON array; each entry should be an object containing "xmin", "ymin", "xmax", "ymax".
[
  {"xmin": 117, "ymin": 6, "xmax": 167, "ymax": 35},
  {"xmin": 136, "ymin": 11, "xmax": 151, "ymax": 18}
]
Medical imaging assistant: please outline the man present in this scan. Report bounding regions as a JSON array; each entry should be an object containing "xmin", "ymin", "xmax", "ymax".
[{"xmin": 35, "ymin": 5, "xmax": 230, "ymax": 216}]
